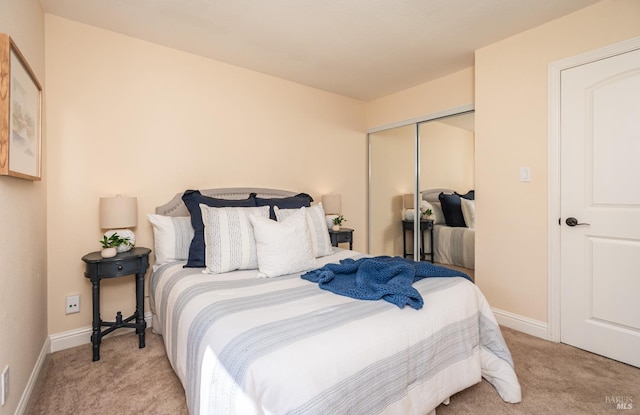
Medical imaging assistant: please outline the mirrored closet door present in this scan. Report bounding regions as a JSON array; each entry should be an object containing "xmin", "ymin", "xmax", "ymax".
[
  {"xmin": 368, "ymin": 109, "xmax": 475, "ymax": 261},
  {"xmin": 368, "ymin": 124, "xmax": 417, "ymax": 259}
]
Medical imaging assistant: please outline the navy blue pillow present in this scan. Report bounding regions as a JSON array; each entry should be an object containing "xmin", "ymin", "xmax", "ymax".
[
  {"xmin": 439, "ymin": 192, "xmax": 467, "ymax": 227},
  {"xmin": 455, "ymin": 190, "xmax": 475, "ymax": 200},
  {"xmin": 254, "ymin": 193, "xmax": 313, "ymax": 220},
  {"xmin": 182, "ymin": 190, "xmax": 256, "ymax": 268}
]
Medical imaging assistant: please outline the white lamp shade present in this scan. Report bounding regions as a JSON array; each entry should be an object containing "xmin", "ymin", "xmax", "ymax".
[
  {"xmin": 100, "ymin": 196, "xmax": 138, "ymax": 229},
  {"xmin": 322, "ymin": 194, "xmax": 342, "ymax": 215},
  {"xmin": 403, "ymin": 193, "xmax": 414, "ymax": 209}
]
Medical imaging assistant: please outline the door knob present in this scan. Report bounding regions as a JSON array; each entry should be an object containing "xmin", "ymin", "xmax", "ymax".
[{"xmin": 566, "ymin": 217, "xmax": 590, "ymax": 227}]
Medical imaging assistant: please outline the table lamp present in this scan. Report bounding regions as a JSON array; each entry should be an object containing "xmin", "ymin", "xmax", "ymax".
[
  {"xmin": 322, "ymin": 194, "xmax": 341, "ymax": 215},
  {"xmin": 100, "ymin": 195, "xmax": 137, "ymax": 254},
  {"xmin": 322, "ymin": 194, "xmax": 342, "ymax": 230},
  {"xmin": 403, "ymin": 193, "xmax": 416, "ymax": 221}
]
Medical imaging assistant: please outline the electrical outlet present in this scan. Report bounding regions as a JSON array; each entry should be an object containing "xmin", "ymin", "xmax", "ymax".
[
  {"xmin": 1, "ymin": 365, "xmax": 8, "ymax": 406},
  {"xmin": 66, "ymin": 294, "xmax": 80, "ymax": 314}
]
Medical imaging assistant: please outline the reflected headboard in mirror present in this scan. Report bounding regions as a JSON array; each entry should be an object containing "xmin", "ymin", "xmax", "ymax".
[{"xmin": 421, "ymin": 188, "xmax": 455, "ymax": 203}]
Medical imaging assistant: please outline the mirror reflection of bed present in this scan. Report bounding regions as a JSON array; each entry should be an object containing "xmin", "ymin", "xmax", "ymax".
[
  {"xmin": 368, "ymin": 111, "xmax": 475, "ymax": 278},
  {"xmin": 421, "ymin": 188, "xmax": 475, "ymax": 279}
]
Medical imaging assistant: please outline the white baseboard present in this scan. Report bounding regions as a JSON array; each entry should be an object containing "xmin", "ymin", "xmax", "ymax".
[
  {"xmin": 491, "ymin": 307, "xmax": 549, "ymax": 340},
  {"xmin": 15, "ymin": 336, "xmax": 50, "ymax": 415},
  {"xmin": 49, "ymin": 312, "xmax": 153, "ymax": 353}
]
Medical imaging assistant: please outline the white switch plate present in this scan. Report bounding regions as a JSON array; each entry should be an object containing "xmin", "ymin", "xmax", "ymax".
[{"xmin": 519, "ymin": 167, "xmax": 531, "ymax": 182}]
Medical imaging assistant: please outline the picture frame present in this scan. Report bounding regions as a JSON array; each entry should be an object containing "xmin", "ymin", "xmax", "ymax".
[{"xmin": 0, "ymin": 33, "xmax": 42, "ymax": 181}]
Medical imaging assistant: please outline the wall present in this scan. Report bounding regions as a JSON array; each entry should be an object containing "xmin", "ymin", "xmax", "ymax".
[
  {"xmin": 366, "ymin": 66, "xmax": 474, "ymax": 129},
  {"xmin": 475, "ymin": 0, "xmax": 640, "ymax": 323},
  {"xmin": 0, "ymin": 1, "xmax": 47, "ymax": 414},
  {"xmin": 45, "ymin": 15, "xmax": 367, "ymax": 336}
]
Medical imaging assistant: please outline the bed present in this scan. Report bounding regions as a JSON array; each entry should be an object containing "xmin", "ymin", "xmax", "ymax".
[
  {"xmin": 148, "ymin": 187, "xmax": 519, "ymax": 415},
  {"xmin": 421, "ymin": 188, "xmax": 475, "ymax": 270}
]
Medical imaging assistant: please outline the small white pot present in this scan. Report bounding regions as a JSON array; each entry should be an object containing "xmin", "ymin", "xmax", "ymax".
[
  {"xmin": 332, "ymin": 224, "xmax": 340, "ymax": 231},
  {"xmin": 101, "ymin": 247, "xmax": 117, "ymax": 258}
]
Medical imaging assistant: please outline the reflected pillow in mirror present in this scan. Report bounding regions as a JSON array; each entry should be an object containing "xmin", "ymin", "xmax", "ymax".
[{"xmin": 461, "ymin": 198, "xmax": 476, "ymax": 229}]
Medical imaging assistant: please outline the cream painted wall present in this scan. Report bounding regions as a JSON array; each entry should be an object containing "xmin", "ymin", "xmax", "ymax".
[
  {"xmin": 45, "ymin": 15, "xmax": 367, "ymax": 335},
  {"xmin": 367, "ymin": 67, "xmax": 474, "ymax": 129},
  {"xmin": 475, "ymin": 0, "xmax": 640, "ymax": 322},
  {"xmin": 0, "ymin": 1, "xmax": 47, "ymax": 414}
]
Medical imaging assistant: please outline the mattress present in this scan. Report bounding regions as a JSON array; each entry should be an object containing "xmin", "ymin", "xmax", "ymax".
[
  {"xmin": 433, "ymin": 224, "xmax": 475, "ymax": 270},
  {"xmin": 150, "ymin": 249, "xmax": 519, "ymax": 414}
]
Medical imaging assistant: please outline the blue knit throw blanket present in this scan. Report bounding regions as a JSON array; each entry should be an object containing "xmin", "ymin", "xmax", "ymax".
[{"xmin": 301, "ymin": 256, "xmax": 473, "ymax": 310}]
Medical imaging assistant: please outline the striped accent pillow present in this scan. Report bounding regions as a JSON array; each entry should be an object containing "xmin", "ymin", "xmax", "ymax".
[
  {"xmin": 147, "ymin": 214, "xmax": 194, "ymax": 265},
  {"xmin": 199, "ymin": 205, "xmax": 270, "ymax": 274},
  {"xmin": 274, "ymin": 203, "xmax": 334, "ymax": 257}
]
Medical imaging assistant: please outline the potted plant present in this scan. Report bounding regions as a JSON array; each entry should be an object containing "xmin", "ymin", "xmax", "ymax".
[
  {"xmin": 332, "ymin": 215, "xmax": 346, "ymax": 231},
  {"xmin": 420, "ymin": 207, "xmax": 433, "ymax": 220},
  {"xmin": 99, "ymin": 232, "xmax": 132, "ymax": 258}
]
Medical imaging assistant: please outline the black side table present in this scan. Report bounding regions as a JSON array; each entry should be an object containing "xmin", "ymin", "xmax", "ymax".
[
  {"xmin": 402, "ymin": 220, "xmax": 434, "ymax": 262},
  {"xmin": 81, "ymin": 247, "xmax": 151, "ymax": 361},
  {"xmin": 328, "ymin": 227, "xmax": 354, "ymax": 250}
]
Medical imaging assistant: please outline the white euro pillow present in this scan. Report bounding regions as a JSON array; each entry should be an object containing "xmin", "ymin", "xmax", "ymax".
[
  {"xmin": 421, "ymin": 200, "xmax": 446, "ymax": 224},
  {"xmin": 461, "ymin": 198, "xmax": 476, "ymax": 229},
  {"xmin": 147, "ymin": 214, "xmax": 194, "ymax": 265},
  {"xmin": 274, "ymin": 203, "xmax": 334, "ymax": 257},
  {"xmin": 250, "ymin": 207, "xmax": 316, "ymax": 278}
]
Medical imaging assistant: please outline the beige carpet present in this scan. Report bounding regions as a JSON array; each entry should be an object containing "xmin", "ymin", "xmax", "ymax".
[{"xmin": 29, "ymin": 327, "xmax": 639, "ymax": 415}]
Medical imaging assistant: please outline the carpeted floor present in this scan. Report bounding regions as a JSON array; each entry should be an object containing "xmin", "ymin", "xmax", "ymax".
[{"xmin": 28, "ymin": 326, "xmax": 639, "ymax": 415}]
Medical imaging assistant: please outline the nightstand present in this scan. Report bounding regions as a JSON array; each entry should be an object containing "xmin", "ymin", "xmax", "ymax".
[
  {"xmin": 328, "ymin": 227, "xmax": 354, "ymax": 250},
  {"xmin": 81, "ymin": 247, "xmax": 151, "ymax": 361},
  {"xmin": 402, "ymin": 220, "xmax": 434, "ymax": 262}
]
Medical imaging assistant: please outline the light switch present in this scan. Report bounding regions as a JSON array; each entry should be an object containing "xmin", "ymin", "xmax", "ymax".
[{"xmin": 519, "ymin": 167, "xmax": 531, "ymax": 182}]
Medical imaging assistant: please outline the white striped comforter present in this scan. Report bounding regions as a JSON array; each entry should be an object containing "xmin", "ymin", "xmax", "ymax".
[
  {"xmin": 433, "ymin": 225, "xmax": 475, "ymax": 270},
  {"xmin": 150, "ymin": 250, "xmax": 520, "ymax": 415}
]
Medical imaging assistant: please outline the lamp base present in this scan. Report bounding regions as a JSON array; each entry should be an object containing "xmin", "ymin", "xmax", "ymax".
[{"xmin": 104, "ymin": 229, "xmax": 135, "ymax": 253}]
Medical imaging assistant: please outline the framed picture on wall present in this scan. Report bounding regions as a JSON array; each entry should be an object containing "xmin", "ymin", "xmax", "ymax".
[{"xmin": 0, "ymin": 33, "xmax": 42, "ymax": 181}]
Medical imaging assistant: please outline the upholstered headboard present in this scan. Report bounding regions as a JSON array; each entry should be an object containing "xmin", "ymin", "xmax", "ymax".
[
  {"xmin": 155, "ymin": 187, "xmax": 300, "ymax": 217},
  {"xmin": 421, "ymin": 188, "xmax": 455, "ymax": 203}
]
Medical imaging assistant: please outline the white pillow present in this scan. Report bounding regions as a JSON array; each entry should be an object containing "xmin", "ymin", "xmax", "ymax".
[
  {"xmin": 147, "ymin": 214, "xmax": 194, "ymax": 264},
  {"xmin": 461, "ymin": 198, "xmax": 476, "ymax": 229},
  {"xmin": 274, "ymin": 203, "xmax": 334, "ymax": 257},
  {"xmin": 199, "ymin": 205, "xmax": 270, "ymax": 274},
  {"xmin": 422, "ymin": 201, "xmax": 445, "ymax": 225},
  {"xmin": 250, "ymin": 208, "xmax": 316, "ymax": 278}
]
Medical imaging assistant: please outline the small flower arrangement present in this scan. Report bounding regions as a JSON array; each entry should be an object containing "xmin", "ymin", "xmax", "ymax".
[
  {"xmin": 420, "ymin": 207, "xmax": 433, "ymax": 219},
  {"xmin": 331, "ymin": 215, "xmax": 347, "ymax": 231},
  {"xmin": 99, "ymin": 232, "xmax": 132, "ymax": 249},
  {"xmin": 99, "ymin": 232, "xmax": 134, "ymax": 258},
  {"xmin": 332, "ymin": 215, "xmax": 347, "ymax": 226}
]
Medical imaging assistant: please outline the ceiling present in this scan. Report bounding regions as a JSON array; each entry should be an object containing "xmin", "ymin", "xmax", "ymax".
[{"xmin": 40, "ymin": 0, "xmax": 599, "ymax": 100}]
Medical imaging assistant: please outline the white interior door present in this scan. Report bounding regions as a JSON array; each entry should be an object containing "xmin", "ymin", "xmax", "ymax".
[{"xmin": 560, "ymin": 47, "xmax": 640, "ymax": 368}]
